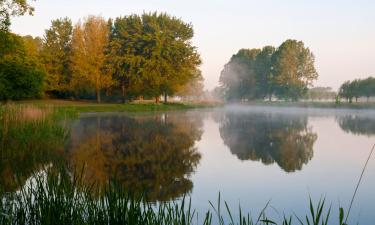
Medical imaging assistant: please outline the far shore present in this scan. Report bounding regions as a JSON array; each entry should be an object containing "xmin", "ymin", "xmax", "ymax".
[{"xmin": 235, "ymin": 100, "xmax": 375, "ymax": 110}]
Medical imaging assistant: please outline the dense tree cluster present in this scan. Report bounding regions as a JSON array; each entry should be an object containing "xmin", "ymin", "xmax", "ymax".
[
  {"xmin": 219, "ymin": 40, "xmax": 318, "ymax": 101},
  {"xmin": 0, "ymin": 32, "xmax": 44, "ymax": 100},
  {"xmin": 1, "ymin": 11, "xmax": 202, "ymax": 102},
  {"xmin": 339, "ymin": 77, "xmax": 375, "ymax": 103}
]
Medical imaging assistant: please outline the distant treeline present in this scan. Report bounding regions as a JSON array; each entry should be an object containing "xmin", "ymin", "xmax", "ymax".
[
  {"xmin": 218, "ymin": 40, "xmax": 318, "ymax": 101},
  {"xmin": 339, "ymin": 77, "xmax": 375, "ymax": 103},
  {"xmin": 1, "ymin": 10, "xmax": 203, "ymax": 102}
]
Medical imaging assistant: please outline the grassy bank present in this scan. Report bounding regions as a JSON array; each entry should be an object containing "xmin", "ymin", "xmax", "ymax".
[
  {"xmin": 0, "ymin": 168, "xmax": 349, "ymax": 225},
  {"xmin": 241, "ymin": 101, "xmax": 375, "ymax": 110},
  {"xmin": 11, "ymin": 99, "xmax": 219, "ymax": 114}
]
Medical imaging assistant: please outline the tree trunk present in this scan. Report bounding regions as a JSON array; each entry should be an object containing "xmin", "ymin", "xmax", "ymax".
[
  {"xmin": 268, "ymin": 95, "xmax": 272, "ymax": 102},
  {"xmin": 155, "ymin": 96, "xmax": 160, "ymax": 103},
  {"xmin": 121, "ymin": 82, "xmax": 126, "ymax": 103},
  {"xmin": 164, "ymin": 92, "xmax": 168, "ymax": 103},
  {"xmin": 96, "ymin": 88, "xmax": 101, "ymax": 103},
  {"xmin": 96, "ymin": 76, "xmax": 101, "ymax": 103}
]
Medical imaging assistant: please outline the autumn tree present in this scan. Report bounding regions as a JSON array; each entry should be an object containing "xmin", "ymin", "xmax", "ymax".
[
  {"xmin": 41, "ymin": 17, "xmax": 73, "ymax": 97},
  {"xmin": 272, "ymin": 40, "xmax": 318, "ymax": 100},
  {"xmin": 70, "ymin": 16, "xmax": 113, "ymax": 102}
]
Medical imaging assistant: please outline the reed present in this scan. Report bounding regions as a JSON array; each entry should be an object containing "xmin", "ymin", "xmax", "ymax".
[{"xmin": 0, "ymin": 167, "xmax": 353, "ymax": 225}]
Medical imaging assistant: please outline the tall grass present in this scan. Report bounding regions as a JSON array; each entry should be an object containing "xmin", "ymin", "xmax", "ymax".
[
  {"xmin": 0, "ymin": 167, "xmax": 352, "ymax": 225},
  {"xmin": 0, "ymin": 104, "xmax": 71, "ymax": 192}
]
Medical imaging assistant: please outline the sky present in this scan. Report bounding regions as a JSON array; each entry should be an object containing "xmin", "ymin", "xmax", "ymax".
[{"xmin": 10, "ymin": 0, "xmax": 375, "ymax": 91}]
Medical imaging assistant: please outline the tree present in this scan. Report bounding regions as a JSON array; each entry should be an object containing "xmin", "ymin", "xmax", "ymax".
[
  {"xmin": 359, "ymin": 77, "xmax": 375, "ymax": 102},
  {"xmin": 0, "ymin": 0, "xmax": 34, "ymax": 31},
  {"xmin": 0, "ymin": 33, "xmax": 44, "ymax": 100},
  {"xmin": 272, "ymin": 40, "xmax": 318, "ymax": 100},
  {"xmin": 339, "ymin": 81, "xmax": 354, "ymax": 103},
  {"xmin": 70, "ymin": 16, "xmax": 113, "ymax": 103},
  {"xmin": 108, "ymin": 13, "xmax": 201, "ymax": 103},
  {"xmin": 140, "ymin": 13, "xmax": 201, "ymax": 103},
  {"xmin": 22, "ymin": 35, "xmax": 43, "ymax": 67},
  {"xmin": 255, "ymin": 46, "xmax": 276, "ymax": 100},
  {"xmin": 219, "ymin": 48, "xmax": 260, "ymax": 101},
  {"xmin": 108, "ymin": 15, "xmax": 145, "ymax": 102},
  {"xmin": 175, "ymin": 69, "xmax": 204, "ymax": 100},
  {"xmin": 41, "ymin": 17, "xmax": 73, "ymax": 97}
]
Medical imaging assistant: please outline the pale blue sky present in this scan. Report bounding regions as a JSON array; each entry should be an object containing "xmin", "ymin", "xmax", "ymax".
[{"xmin": 11, "ymin": 0, "xmax": 375, "ymax": 90}]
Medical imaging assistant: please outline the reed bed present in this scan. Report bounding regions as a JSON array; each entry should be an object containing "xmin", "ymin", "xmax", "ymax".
[
  {"xmin": 0, "ymin": 167, "xmax": 350, "ymax": 225},
  {"xmin": 0, "ymin": 104, "xmax": 71, "ymax": 192}
]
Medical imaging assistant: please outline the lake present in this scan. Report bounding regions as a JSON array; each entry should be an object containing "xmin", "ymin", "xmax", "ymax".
[{"xmin": 3, "ymin": 105, "xmax": 375, "ymax": 224}]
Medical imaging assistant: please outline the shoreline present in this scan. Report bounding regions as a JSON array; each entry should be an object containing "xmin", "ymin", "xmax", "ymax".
[{"xmin": 233, "ymin": 101, "xmax": 375, "ymax": 110}]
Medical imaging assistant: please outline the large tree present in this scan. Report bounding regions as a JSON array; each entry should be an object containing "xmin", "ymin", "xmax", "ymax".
[
  {"xmin": 109, "ymin": 13, "xmax": 201, "ymax": 103},
  {"xmin": 272, "ymin": 39, "xmax": 318, "ymax": 100},
  {"xmin": 41, "ymin": 17, "xmax": 73, "ymax": 97},
  {"xmin": 108, "ymin": 15, "xmax": 145, "ymax": 102},
  {"xmin": 70, "ymin": 15, "xmax": 113, "ymax": 102}
]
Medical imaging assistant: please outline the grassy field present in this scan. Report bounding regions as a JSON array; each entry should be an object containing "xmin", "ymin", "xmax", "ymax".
[{"xmin": 10, "ymin": 99, "xmax": 219, "ymax": 114}]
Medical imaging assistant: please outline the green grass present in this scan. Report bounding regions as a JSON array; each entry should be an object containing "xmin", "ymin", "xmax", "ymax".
[
  {"xmin": 0, "ymin": 167, "xmax": 350, "ymax": 225},
  {"xmin": 13, "ymin": 99, "xmax": 219, "ymax": 113}
]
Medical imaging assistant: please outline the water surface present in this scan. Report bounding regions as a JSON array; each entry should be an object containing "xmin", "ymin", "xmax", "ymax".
[{"xmin": 4, "ymin": 106, "xmax": 375, "ymax": 224}]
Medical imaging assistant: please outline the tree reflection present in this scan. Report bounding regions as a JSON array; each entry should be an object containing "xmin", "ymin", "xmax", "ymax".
[
  {"xmin": 337, "ymin": 114, "xmax": 375, "ymax": 136},
  {"xmin": 67, "ymin": 113, "xmax": 203, "ymax": 201},
  {"xmin": 219, "ymin": 112, "xmax": 317, "ymax": 172}
]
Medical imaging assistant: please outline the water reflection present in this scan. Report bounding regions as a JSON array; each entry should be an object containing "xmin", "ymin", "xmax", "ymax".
[
  {"xmin": 67, "ymin": 112, "xmax": 203, "ymax": 201},
  {"xmin": 337, "ymin": 114, "xmax": 375, "ymax": 136},
  {"xmin": 218, "ymin": 112, "xmax": 317, "ymax": 172}
]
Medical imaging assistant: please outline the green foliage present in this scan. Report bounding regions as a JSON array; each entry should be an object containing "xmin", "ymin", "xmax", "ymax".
[
  {"xmin": 0, "ymin": 32, "xmax": 44, "ymax": 100},
  {"xmin": 220, "ymin": 40, "xmax": 318, "ymax": 102},
  {"xmin": 272, "ymin": 40, "xmax": 318, "ymax": 100},
  {"xmin": 108, "ymin": 12, "xmax": 201, "ymax": 102},
  {"xmin": 339, "ymin": 77, "xmax": 375, "ymax": 103}
]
